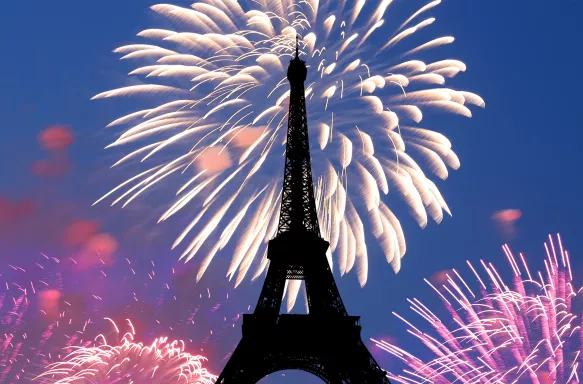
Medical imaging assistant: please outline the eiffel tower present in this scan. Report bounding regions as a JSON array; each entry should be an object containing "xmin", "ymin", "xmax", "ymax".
[{"xmin": 217, "ymin": 37, "xmax": 390, "ymax": 384}]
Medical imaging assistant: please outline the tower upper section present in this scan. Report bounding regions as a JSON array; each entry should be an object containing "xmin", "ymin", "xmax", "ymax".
[{"xmin": 276, "ymin": 35, "xmax": 320, "ymax": 236}]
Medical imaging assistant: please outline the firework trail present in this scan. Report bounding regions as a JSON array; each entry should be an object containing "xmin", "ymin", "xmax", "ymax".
[
  {"xmin": 36, "ymin": 319, "xmax": 216, "ymax": 383},
  {"xmin": 373, "ymin": 234, "xmax": 583, "ymax": 383},
  {"xmin": 93, "ymin": 0, "xmax": 484, "ymax": 298},
  {"xmin": 0, "ymin": 254, "xmax": 83, "ymax": 383},
  {"xmin": 0, "ymin": 253, "xmax": 241, "ymax": 382}
]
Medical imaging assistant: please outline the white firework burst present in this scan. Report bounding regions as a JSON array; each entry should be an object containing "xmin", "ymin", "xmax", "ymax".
[{"xmin": 93, "ymin": 0, "xmax": 484, "ymax": 306}]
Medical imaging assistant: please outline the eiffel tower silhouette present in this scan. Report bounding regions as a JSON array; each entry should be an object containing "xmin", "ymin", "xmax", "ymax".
[{"xmin": 217, "ymin": 37, "xmax": 390, "ymax": 384}]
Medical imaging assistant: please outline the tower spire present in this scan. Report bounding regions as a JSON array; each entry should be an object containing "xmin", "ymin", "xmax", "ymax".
[{"xmin": 295, "ymin": 34, "xmax": 299, "ymax": 59}]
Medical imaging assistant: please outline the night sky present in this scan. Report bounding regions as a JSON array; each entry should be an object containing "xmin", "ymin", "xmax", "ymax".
[{"xmin": 1, "ymin": 0, "xmax": 582, "ymax": 382}]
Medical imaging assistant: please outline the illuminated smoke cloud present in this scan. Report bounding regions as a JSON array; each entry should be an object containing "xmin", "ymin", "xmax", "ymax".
[
  {"xmin": 32, "ymin": 158, "xmax": 71, "ymax": 178},
  {"xmin": 492, "ymin": 208, "xmax": 522, "ymax": 239},
  {"xmin": 229, "ymin": 127, "xmax": 265, "ymax": 149},
  {"xmin": 33, "ymin": 125, "xmax": 74, "ymax": 178},
  {"xmin": 0, "ymin": 196, "xmax": 36, "ymax": 224},
  {"xmin": 429, "ymin": 269, "xmax": 453, "ymax": 285},
  {"xmin": 195, "ymin": 147, "xmax": 233, "ymax": 174},
  {"xmin": 37, "ymin": 289, "xmax": 62, "ymax": 320},
  {"xmin": 37, "ymin": 125, "xmax": 74, "ymax": 152},
  {"xmin": 63, "ymin": 219, "xmax": 100, "ymax": 247},
  {"xmin": 75, "ymin": 233, "xmax": 119, "ymax": 270}
]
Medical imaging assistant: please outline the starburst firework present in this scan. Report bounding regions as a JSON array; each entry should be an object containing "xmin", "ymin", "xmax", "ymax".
[
  {"xmin": 36, "ymin": 319, "xmax": 216, "ymax": 383},
  {"xmin": 373, "ymin": 234, "xmax": 583, "ymax": 383},
  {"xmin": 93, "ymin": 0, "xmax": 484, "ymax": 301}
]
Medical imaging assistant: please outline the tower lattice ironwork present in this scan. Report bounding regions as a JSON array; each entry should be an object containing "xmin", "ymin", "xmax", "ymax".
[{"xmin": 217, "ymin": 37, "xmax": 391, "ymax": 384}]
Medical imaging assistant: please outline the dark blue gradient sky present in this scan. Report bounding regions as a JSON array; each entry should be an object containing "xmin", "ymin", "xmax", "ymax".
[{"xmin": 1, "ymin": 0, "xmax": 582, "ymax": 382}]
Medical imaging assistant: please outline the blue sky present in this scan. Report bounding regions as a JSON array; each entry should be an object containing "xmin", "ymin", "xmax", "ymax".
[{"xmin": 1, "ymin": 0, "xmax": 582, "ymax": 382}]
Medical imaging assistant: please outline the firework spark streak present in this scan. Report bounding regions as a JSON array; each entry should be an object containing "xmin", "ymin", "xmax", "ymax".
[
  {"xmin": 373, "ymin": 234, "xmax": 583, "ymax": 383},
  {"xmin": 36, "ymin": 319, "xmax": 216, "ymax": 383},
  {"xmin": 93, "ymin": 0, "xmax": 484, "ymax": 299}
]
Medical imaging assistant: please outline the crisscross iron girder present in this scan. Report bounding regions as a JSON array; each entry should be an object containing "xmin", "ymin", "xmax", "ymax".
[{"xmin": 276, "ymin": 55, "xmax": 320, "ymax": 236}]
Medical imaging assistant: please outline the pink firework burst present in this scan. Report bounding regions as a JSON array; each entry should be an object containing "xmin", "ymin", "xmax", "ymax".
[
  {"xmin": 0, "ymin": 253, "xmax": 241, "ymax": 382},
  {"xmin": 373, "ymin": 234, "xmax": 583, "ymax": 383},
  {"xmin": 36, "ymin": 319, "xmax": 217, "ymax": 383}
]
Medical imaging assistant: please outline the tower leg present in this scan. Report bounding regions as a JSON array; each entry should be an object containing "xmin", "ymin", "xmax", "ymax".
[
  {"xmin": 253, "ymin": 260, "xmax": 287, "ymax": 316},
  {"xmin": 216, "ymin": 332, "xmax": 389, "ymax": 384},
  {"xmin": 216, "ymin": 340, "xmax": 254, "ymax": 384}
]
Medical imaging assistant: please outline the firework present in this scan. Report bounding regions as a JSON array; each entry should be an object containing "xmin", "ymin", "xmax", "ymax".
[
  {"xmin": 373, "ymin": 234, "xmax": 583, "ymax": 383},
  {"xmin": 92, "ymin": 0, "xmax": 484, "ymax": 296},
  {"xmin": 0, "ymin": 253, "xmax": 241, "ymax": 382},
  {"xmin": 36, "ymin": 319, "xmax": 216, "ymax": 383},
  {"xmin": 0, "ymin": 254, "xmax": 83, "ymax": 383}
]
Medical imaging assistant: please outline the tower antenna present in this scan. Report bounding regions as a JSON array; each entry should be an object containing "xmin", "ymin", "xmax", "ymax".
[{"xmin": 295, "ymin": 34, "xmax": 299, "ymax": 58}]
